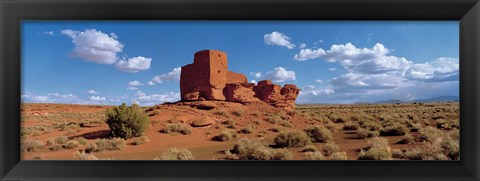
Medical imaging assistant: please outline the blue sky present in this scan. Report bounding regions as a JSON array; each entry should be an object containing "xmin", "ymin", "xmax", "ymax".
[{"xmin": 21, "ymin": 21, "xmax": 459, "ymax": 105}]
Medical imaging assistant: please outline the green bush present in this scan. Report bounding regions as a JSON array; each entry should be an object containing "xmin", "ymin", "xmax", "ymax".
[
  {"xmin": 274, "ymin": 131, "xmax": 311, "ymax": 147},
  {"xmin": 106, "ymin": 103, "xmax": 150, "ymax": 139},
  {"xmin": 305, "ymin": 125, "xmax": 332, "ymax": 143}
]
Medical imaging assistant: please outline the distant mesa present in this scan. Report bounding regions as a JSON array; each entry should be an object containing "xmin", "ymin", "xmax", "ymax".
[{"xmin": 180, "ymin": 50, "xmax": 300, "ymax": 111}]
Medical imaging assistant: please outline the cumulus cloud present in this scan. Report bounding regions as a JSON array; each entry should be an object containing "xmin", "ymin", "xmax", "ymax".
[
  {"xmin": 151, "ymin": 67, "xmax": 181, "ymax": 84},
  {"xmin": 294, "ymin": 43, "xmax": 412, "ymax": 74},
  {"xmin": 61, "ymin": 29, "xmax": 123, "ymax": 64},
  {"xmin": 293, "ymin": 48, "xmax": 326, "ymax": 61},
  {"xmin": 147, "ymin": 81, "xmax": 155, "ymax": 86},
  {"xmin": 263, "ymin": 67, "xmax": 296, "ymax": 83},
  {"xmin": 127, "ymin": 86, "xmax": 139, "ymax": 91},
  {"xmin": 132, "ymin": 91, "xmax": 180, "ymax": 106},
  {"xmin": 89, "ymin": 96, "xmax": 106, "ymax": 101},
  {"xmin": 115, "ymin": 56, "xmax": 152, "ymax": 73},
  {"xmin": 299, "ymin": 43, "xmax": 307, "ymax": 49},
  {"xmin": 264, "ymin": 31, "xmax": 296, "ymax": 49},
  {"xmin": 86, "ymin": 90, "xmax": 100, "ymax": 94},
  {"xmin": 128, "ymin": 80, "xmax": 144, "ymax": 86},
  {"xmin": 315, "ymin": 79, "xmax": 323, "ymax": 83},
  {"xmin": 249, "ymin": 72, "xmax": 262, "ymax": 78},
  {"xmin": 405, "ymin": 57, "xmax": 459, "ymax": 82}
]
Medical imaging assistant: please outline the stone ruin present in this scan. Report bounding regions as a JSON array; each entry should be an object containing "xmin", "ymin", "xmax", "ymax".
[{"xmin": 180, "ymin": 50, "xmax": 300, "ymax": 111}]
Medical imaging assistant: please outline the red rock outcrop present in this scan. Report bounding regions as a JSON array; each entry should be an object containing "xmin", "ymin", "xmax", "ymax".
[{"xmin": 180, "ymin": 50, "xmax": 300, "ymax": 111}]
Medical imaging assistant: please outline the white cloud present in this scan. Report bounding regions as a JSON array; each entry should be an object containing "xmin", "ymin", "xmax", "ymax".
[
  {"xmin": 293, "ymin": 48, "xmax": 326, "ymax": 61},
  {"xmin": 61, "ymin": 29, "xmax": 123, "ymax": 64},
  {"xmin": 405, "ymin": 57, "xmax": 459, "ymax": 82},
  {"xmin": 294, "ymin": 43, "xmax": 412, "ymax": 74},
  {"xmin": 86, "ymin": 90, "xmax": 100, "ymax": 94},
  {"xmin": 305, "ymin": 85, "xmax": 316, "ymax": 89},
  {"xmin": 151, "ymin": 67, "xmax": 181, "ymax": 84},
  {"xmin": 147, "ymin": 81, "xmax": 155, "ymax": 86},
  {"xmin": 132, "ymin": 91, "xmax": 180, "ymax": 106},
  {"xmin": 89, "ymin": 96, "xmax": 106, "ymax": 101},
  {"xmin": 43, "ymin": 31, "xmax": 54, "ymax": 36},
  {"xmin": 328, "ymin": 68, "xmax": 337, "ymax": 71},
  {"xmin": 115, "ymin": 56, "xmax": 152, "ymax": 73},
  {"xmin": 315, "ymin": 79, "xmax": 323, "ymax": 83},
  {"xmin": 299, "ymin": 43, "xmax": 307, "ymax": 49},
  {"xmin": 128, "ymin": 80, "xmax": 144, "ymax": 86},
  {"xmin": 127, "ymin": 86, "xmax": 139, "ymax": 91},
  {"xmin": 263, "ymin": 67, "xmax": 296, "ymax": 83},
  {"xmin": 264, "ymin": 31, "xmax": 296, "ymax": 49},
  {"xmin": 250, "ymin": 80, "xmax": 257, "ymax": 84},
  {"xmin": 249, "ymin": 72, "xmax": 262, "ymax": 78}
]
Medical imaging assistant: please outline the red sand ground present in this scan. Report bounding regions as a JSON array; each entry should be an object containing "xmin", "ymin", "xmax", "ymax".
[{"xmin": 21, "ymin": 101, "xmax": 454, "ymax": 160}]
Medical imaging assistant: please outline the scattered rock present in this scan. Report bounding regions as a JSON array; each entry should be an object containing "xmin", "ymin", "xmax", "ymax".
[{"xmin": 189, "ymin": 117, "xmax": 216, "ymax": 127}]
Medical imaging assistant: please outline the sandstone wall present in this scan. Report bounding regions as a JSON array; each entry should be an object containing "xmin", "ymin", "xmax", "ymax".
[{"xmin": 180, "ymin": 50, "xmax": 300, "ymax": 111}]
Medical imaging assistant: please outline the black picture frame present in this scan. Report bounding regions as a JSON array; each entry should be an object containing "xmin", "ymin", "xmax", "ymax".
[{"xmin": 1, "ymin": 0, "xmax": 479, "ymax": 180}]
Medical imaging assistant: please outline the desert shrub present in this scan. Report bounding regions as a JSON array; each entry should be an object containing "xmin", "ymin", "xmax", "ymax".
[
  {"xmin": 418, "ymin": 126, "xmax": 443, "ymax": 142},
  {"xmin": 358, "ymin": 148, "xmax": 392, "ymax": 160},
  {"xmin": 359, "ymin": 120, "xmax": 382, "ymax": 131},
  {"xmin": 214, "ymin": 110, "xmax": 229, "ymax": 117},
  {"xmin": 343, "ymin": 122, "xmax": 359, "ymax": 130},
  {"xmin": 74, "ymin": 151, "xmax": 99, "ymax": 160},
  {"xmin": 148, "ymin": 110, "xmax": 160, "ymax": 117},
  {"xmin": 132, "ymin": 136, "xmax": 149, "ymax": 145},
  {"xmin": 358, "ymin": 137, "xmax": 392, "ymax": 160},
  {"xmin": 54, "ymin": 135, "xmax": 69, "ymax": 145},
  {"xmin": 323, "ymin": 142, "xmax": 339, "ymax": 157},
  {"xmin": 329, "ymin": 114, "xmax": 346, "ymax": 123},
  {"xmin": 267, "ymin": 114, "xmax": 283, "ymax": 124},
  {"xmin": 155, "ymin": 148, "xmax": 194, "ymax": 160},
  {"xmin": 304, "ymin": 151, "xmax": 325, "ymax": 160},
  {"xmin": 305, "ymin": 125, "xmax": 332, "ymax": 143},
  {"xmin": 223, "ymin": 119, "xmax": 236, "ymax": 129},
  {"xmin": 214, "ymin": 130, "xmax": 239, "ymax": 142},
  {"xmin": 22, "ymin": 140, "xmax": 44, "ymax": 152},
  {"xmin": 356, "ymin": 128, "xmax": 369, "ymax": 139},
  {"xmin": 271, "ymin": 125, "xmax": 283, "ymax": 132},
  {"xmin": 86, "ymin": 138, "xmax": 126, "ymax": 152},
  {"xmin": 231, "ymin": 109, "xmax": 245, "ymax": 117},
  {"xmin": 74, "ymin": 137, "xmax": 88, "ymax": 145},
  {"xmin": 449, "ymin": 130, "xmax": 460, "ymax": 140},
  {"xmin": 251, "ymin": 112, "xmax": 260, "ymax": 117},
  {"xmin": 239, "ymin": 124, "xmax": 255, "ymax": 134},
  {"xmin": 271, "ymin": 149, "xmax": 293, "ymax": 160},
  {"xmin": 408, "ymin": 123, "xmax": 422, "ymax": 132},
  {"xmin": 230, "ymin": 139, "xmax": 292, "ymax": 160},
  {"xmin": 50, "ymin": 144, "xmax": 62, "ymax": 151},
  {"xmin": 396, "ymin": 134, "xmax": 414, "ymax": 144},
  {"xmin": 274, "ymin": 131, "xmax": 311, "ymax": 147},
  {"xmin": 330, "ymin": 151, "xmax": 348, "ymax": 160},
  {"xmin": 105, "ymin": 103, "xmax": 150, "ymax": 139},
  {"xmin": 380, "ymin": 123, "xmax": 409, "ymax": 136},
  {"xmin": 436, "ymin": 119, "xmax": 459, "ymax": 130},
  {"xmin": 440, "ymin": 135, "xmax": 459, "ymax": 160},
  {"xmin": 63, "ymin": 140, "xmax": 79, "ymax": 149},
  {"xmin": 302, "ymin": 145, "xmax": 318, "ymax": 152},
  {"xmin": 161, "ymin": 123, "xmax": 191, "ymax": 135}
]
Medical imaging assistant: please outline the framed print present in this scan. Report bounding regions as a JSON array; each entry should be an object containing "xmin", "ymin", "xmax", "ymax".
[{"xmin": 1, "ymin": 0, "xmax": 479, "ymax": 180}]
